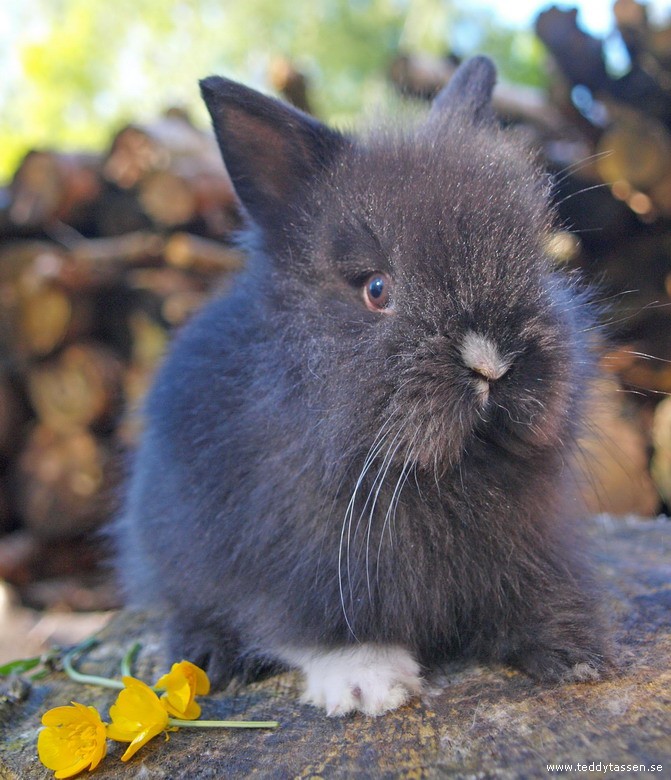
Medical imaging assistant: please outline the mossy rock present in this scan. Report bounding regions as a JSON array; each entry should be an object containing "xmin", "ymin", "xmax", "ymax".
[{"xmin": 1, "ymin": 517, "xmax": 669, "ymax": 779}]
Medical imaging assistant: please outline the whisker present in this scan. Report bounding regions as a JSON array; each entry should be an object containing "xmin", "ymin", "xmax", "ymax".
[
  {"xmin": 554, "ymin": 181, "xmax": 615, "ymax": 208},
  {"xmin": 338, "ymin": 416, "xmax": 397, "ymax": 639},
  {"xmin": 615, "ymin": 385, "xmax": 670, "ymax": 399},
  {"xmin": 559, "ymin": 288, "xmax": 640, "ymax": 313},
  {"xmin": 616, "ymin": 350, "xmax": 671, "ymax": 365},
  {"xmin": 364, "ymin": 428, "xmax": 407, "ymax": 601},
  {"xmin": 350, "ymin": 421, "xmax": 404, "ymax": 549},
  {"xmin": 377, "ymin": 434, "xmax": 418, "ymax": 576},
  {"xmin": 582, "ymin": 300, "xmax": 671, "ymax": 331},
  {"xmin": 550, "ymin": 150, "xmax": 614, "ymax": 187}
]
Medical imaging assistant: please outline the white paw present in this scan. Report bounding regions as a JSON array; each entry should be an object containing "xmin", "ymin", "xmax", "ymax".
[
  {"xmin": 280, "ymin": 644, "xmax": 422, "ymax": 716},
  {"xmin": 563, "ymin": 661, "xmax": 604, "ymax": 683}
]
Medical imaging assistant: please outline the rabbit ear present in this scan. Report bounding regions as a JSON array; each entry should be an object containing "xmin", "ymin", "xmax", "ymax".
[
  {"xmin": 429, "ymin": 56, "xmax": 497, "ymax": 125},
  {"xmin": 200, "ymin": 77, "xmax": 345, "ymax": 237}
]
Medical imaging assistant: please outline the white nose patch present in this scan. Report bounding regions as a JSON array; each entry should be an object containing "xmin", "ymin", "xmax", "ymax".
[{"xmin": 460, "ymin": 331, "xmax": 512, "ymax": 388}]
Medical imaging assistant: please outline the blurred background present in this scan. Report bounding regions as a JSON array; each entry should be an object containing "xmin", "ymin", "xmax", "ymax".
[{"xmin": 2, "ymin": 0, "xmax": 671, "ymax": 664}]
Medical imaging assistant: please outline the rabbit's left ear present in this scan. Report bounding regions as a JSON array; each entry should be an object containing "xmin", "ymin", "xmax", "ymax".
[
  {"xmin": 429, "ymin": 56, "xmax": 497, "ymax": 125},
  {"xmin": 200, "ymin": 77, "xmax": 346, "ymax": 240}
]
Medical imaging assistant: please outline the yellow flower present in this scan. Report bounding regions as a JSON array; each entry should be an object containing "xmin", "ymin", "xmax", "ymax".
[
  {"xmin": 154, "ymin": 660, "xmax": 210, "ymax": 720},
  {"xmin": 106, "ymin": 676, "xmax": 169, "ymax": 762},
  {"xmin": 37, "ymin": 702, "xmax": 107, "ymax": 779}
]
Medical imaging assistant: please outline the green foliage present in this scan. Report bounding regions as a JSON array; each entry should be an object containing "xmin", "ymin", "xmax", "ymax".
[
  {"xmin": 0, "ymin": 0, "xmax": 546, "ymax": 183},
  {"xmin": 0, "ymin": 648, "xmax": 59, "ymax": 680},
  {"xmin": 0, "ymin": 655, "xmax": 42, "ymax": 676}
]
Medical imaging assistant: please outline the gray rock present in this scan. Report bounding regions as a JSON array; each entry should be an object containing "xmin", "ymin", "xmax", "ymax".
[{"xmin": 1, "ymin": 517, "xmax": 669, "ymax": 779}]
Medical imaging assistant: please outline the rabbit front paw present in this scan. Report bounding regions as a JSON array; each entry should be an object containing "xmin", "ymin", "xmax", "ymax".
[{"xmin": 281, "ymin": 644, "xmax": 422, "ymax": 716}]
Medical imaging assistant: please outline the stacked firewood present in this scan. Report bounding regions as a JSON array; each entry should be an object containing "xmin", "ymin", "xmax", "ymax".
[
  {"xmin": 2, "ymin": 0, "xmax": 671, "ymax": 608},
  {"xmin": 390, "ymin": 0, "xmax": 671, "ymax": 517},
  {"xmin": 0, "ymin": 110, "xmax": 243, "ymax": 607},
  {"xmin": 535, "ymin": 0, "xmax": 671, "ymax": 511}
]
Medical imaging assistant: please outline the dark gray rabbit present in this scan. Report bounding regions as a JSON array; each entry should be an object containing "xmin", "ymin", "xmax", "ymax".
[{"xmin": 116, "ymin": 56, "xmax": 613, "ymax": 715}]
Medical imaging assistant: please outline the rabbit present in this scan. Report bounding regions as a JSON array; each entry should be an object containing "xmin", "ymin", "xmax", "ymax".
[{"xmin": 116, "ymin": 56, "xmax": 614, "ymax": 717}]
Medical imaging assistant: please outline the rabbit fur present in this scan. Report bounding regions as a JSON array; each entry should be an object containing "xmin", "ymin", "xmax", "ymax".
[{"xmin": 116, "ymin": 57, "xmax": 612, "ymax": 716}]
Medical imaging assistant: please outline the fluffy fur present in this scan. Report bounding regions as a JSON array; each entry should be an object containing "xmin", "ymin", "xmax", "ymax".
[{"xmin": 116, "ymin": 57, "xmax": 612, "ymax": 715}]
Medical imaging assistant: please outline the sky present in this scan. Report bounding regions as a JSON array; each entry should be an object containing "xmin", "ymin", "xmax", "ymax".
[{"xmin": 474, "ymin": 0, "xmax": 670, "ymax": 35}]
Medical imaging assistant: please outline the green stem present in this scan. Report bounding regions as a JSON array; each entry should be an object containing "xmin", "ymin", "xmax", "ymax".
[
  {"xmin": 168, "ymin": 718, "xmax": 279, "ymax": 729},
  {"xmin": 120, "ymin": 642, "xmax": 141, "ymax": 678},
  {"xmin": 63, "ymin": 664, "xmax": 125, "ymax": 690},
  {"xmin": 63, "ymin": 642, "xmax": 124, "ymax": 690},
  {"xmin": 62, "ymin": 638, "xmax": 279, "ymax": 729}
]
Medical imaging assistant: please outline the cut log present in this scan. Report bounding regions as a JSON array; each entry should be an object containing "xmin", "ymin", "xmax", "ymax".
[
  {"xmin": 18, "ymin": 573, "xmax": 121, "ymax": 611},
  {"xmin": 0, "ymin": 242, "xmax": 95, "ymax": 358},
  {"xmin": 0, "ymin": 475, "xmax": 13, "ymax": 535},
  {"xmin": 126, "ymin": 309, "xmax": 168, "ymax": 369},
  {"xmin": 164, "ymin": 232, "xmax": 245, "ymax": 274},
  {"xmin": 114, "ymin": 311, "xmax": 169, "ymax": 446},
  {"xmin": 651, "ymin": 394, "xmax": 671, "ymax": 505},
  {"xmin": 389, "ymin": 53, "xmax": 456, "ymax": 99},
  {"xmin": 8, "ymin": 150, "xmax": 102, "ymax": 228},
  {"xmin": 126, "ymin": 267, "xmax": 209, "ymax": 326},
  {"xmin": 138, "ymin": 170, "xmax": 198, "ymax": 226},
  {"xmin": 0, "ymin": 235, "xmax": 164, "ymax": 301},
  {"xmin": 577, "ymin": 379, "xmax": 660, "ymax": 517},
  {"xmin": 4, "ymin": 523, "xmax": 671, "ymax": 780},
  {"xmin": 19, "ymin": 284, "xmax": 94, "ymax": 358},
  {"xmin": 26, "ymin": 342, "xmax": 124, "ymax": 434},
  {"xmin": 536, "ymin": 5, "xmax": 671, "ymax": 129},
  {"xmin": 0, "ymin": 531, "xmax": 38, "ymax": 585},
  {"xmin": 596, "ymin": 112, "xmax": 671, "ymax": 190},
  {"xmin": 13, "ymin": 425, "xmax": 116, "ymax": 539},
  {"xmin": 116, "ymin": 363, "xmax": 155, "ymax": 447},
  {"xmin": 69, "ymin": 230, "xmax": 165, "ymax": 268},
  {"xmin": 103, "ymin": 113, "xmax": 221, "ymax": 189},
  {"xmin": 388, "ymin": 53, "xmax": 568, "ymax": 134},
  {"xmin": 0, "ymin": 530, "xmax": 103, "ymax": 588},
  {"xmin": 0, "ymin": 370, "xmax": 29, "ymax": 464},
  {"xmin": 138, "ymin": 169, "xmax": 239, "ymax": 233},
  {"xmin": 268, "ymin": 57, "xmax": 313, "ymax": 114},
  {"xmin": 65, "ymin": 231, "xmax": 166, "ymax": 288},
  {"xmin": 104, "ymin": 112, "xmax": 239, "ymax": 236}
]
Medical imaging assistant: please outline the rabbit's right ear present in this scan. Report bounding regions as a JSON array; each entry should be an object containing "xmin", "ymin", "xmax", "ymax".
[
  {"xmin": 429, "ymin": 56, "xmax": 497, "ymax": 126},
  {"xmin": 200, "ymin": 77, "xmax": 346, "ymax": 239}
]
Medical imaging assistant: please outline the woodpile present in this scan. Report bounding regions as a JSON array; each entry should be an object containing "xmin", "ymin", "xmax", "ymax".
[
  {"xmin": 0, "ymin": 109, "xmax": 243, "ymax": 608},
  {"xmin": 392, "ymin": 0, "xmax": 671, "ymax": 517},
  {"xmin": 534, "ymin": 1, "xmax": 671, "ymax": 516},
  {"xmin": 2, "ymin": 0, "xmax": 670, "ymax": 609}
]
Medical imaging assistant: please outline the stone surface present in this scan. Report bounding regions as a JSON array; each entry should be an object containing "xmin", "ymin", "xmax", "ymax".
[{"xmin": 1, "ymin": 516, "xmax": 669, "ymax": 779}]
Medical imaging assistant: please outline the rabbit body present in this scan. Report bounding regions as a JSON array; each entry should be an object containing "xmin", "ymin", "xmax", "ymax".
[{"xmin": 117, "ymin": 58, "xmax": 611, "ymax": 715}]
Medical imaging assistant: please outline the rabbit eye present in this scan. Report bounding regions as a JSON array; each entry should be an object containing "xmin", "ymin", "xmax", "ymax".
[{"xmin": 363, "ymin": 273, "xmax": 393, "ymax": 312}]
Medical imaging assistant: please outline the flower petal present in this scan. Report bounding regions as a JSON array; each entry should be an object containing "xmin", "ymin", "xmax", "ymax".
[
  {"xmin": 119, "ymin": 721, "xmax": 167, "ymax": 762},
  {"xmin": 41, "ymin": 704, "xmax": 91, "ymax": 728},
  {"xmin": 37, "ymin": 702, "xmax": 107, "ymax": 778},
  {"xmin": 180, "ymin": 699, "xmax": 202, "ymax": 720},
  {"xmin": 53, "ymin": 757, "xmax": 91, "ymax": 779},
  {"xmin": 154, "ymin": 661, "xmax": 209, "ymax": 719},
  {"xmin": 179, "ymin": 660, "xmax": 210, "ymax": 696},
  {"xmin": 107, "ymin": 676, "xmax": 169, "ymax": 760},
  {"xmin": 37, "ymin": 727, "xmax": 72, "ymax": 771}
]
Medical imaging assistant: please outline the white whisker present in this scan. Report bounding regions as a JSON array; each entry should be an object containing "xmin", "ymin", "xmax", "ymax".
[
  {"xmin": 338, "ymin": 416, "xmax": 397, "ymax": 639},
  {"xmin": 364, "ymin": 428, "xmax": 407, "ymax": 601},
  {"xmin": 377, "ymin": 434, "xmax": 418, "ymax": 576},
  {"xmin": 554, "ymin": 181, "xmax": 613, "ymax": 207},
  {"xmin": 550, "ymin": 150, "xmax": 614, "ymax": 188}
]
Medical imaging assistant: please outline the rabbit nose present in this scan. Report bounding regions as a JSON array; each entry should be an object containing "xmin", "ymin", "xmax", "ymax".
[{"xmin": 460, "ymin": 331, "xmax": 512, "ymax": 383}]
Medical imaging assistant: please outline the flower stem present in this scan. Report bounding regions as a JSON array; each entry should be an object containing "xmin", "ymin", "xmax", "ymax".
[
  {"xmin": 168, "ymin": 718, "xmax": 279, "ymax": 729},
  {"xmin": 63, "ymin": 640, "xmax": 124, "ymax": 690},
  {"xmin": 120, "ymin": 642, "xmax": 141, "ymax": 678}
]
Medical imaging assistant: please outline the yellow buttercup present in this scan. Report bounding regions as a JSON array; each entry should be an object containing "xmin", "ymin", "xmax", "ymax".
[{"xmin": 37, "ymin": 702, "xmax": 107, "ymax": 779}]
